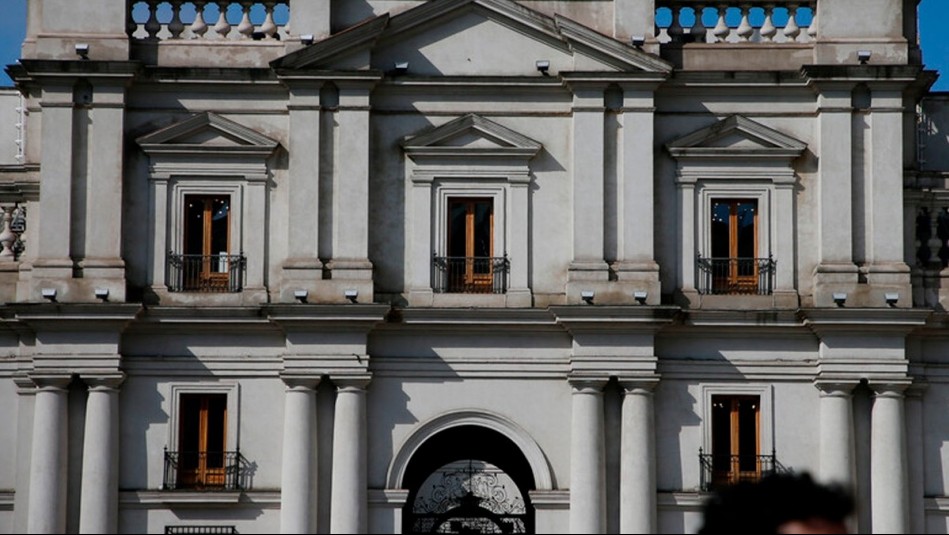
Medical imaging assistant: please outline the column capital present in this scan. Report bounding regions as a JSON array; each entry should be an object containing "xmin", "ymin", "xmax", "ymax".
[
  {"xmin": 82, "ymin": 372, "xmax": 126, "ymax": 391},
  {"xmin": 280, "ymin": 373, "xmax": 321, "ymax": 391},
  {"xmin": 814, "ymin": 380, "xmax": 858, "ymax": 397},
  {"xmin": 869, "ymin": 381, "xmax": 911, "ymax": 398},
  {"xmin": 332, "ymin": 375, "xmax": 372, "ymax": 391},
  {"xmin": 619, "ymin": 376, "xmax": 660, "ymax": 395},
  {"xmin": 568, "ymin": 376, "xmax": 608, "ymax": 393},
  {"xmin": 29, "ymin": 373, "xmax": 72, "ymax": 390}
]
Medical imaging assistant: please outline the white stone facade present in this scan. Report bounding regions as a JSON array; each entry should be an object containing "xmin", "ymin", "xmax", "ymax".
[{"xmin": 0, "ymin": 0, "xmax": 946, "ymax": 534}]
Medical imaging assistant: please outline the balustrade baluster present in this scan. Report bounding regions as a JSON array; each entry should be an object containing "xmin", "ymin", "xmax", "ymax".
[
  {"xmin": 807, "ymin": 2, "xmax": 818, "ymax": 40},
  {"xmin": 260, "ymin": 2, "xmax": 278, "ymax": 39},
  {"xmin": 126, "ymin": 1, "xmax": 139, "ymax": 38},
  {"xmin": 191, "ymin": 1, "xmax": 209, "ymax": 38},
  {"xmin": 237, "ymin": 1, "xmax": 256, "ymax": 39},
  {"xmin": 713, "ymin": 5, "xmax": 730, "ymax": 43},
  {"xmin": 0, "ymin": 206, "xmax": 16, "ymax": 261},
  {"xmin": 736, "ymin": 4, "xmax": 754, "ymax": 42},
  {"xmin": 668, "ymin": 6, "xmax": 685, "ymax": 42},
  {"xmin": 214, "ymin": 0, "xmax": 232, "ymax": 38},
  {"xmin": 144, "ymin": 0, "xmax": 162, "ymax": 39},
  {"xmin": 692, "ymin": 5, "xmax": 708, "ymax": 43},
  {"xmin": 168, "ymin": 2, "xmax": 185, "ymax": 39},
  {"xmin": 760, "ymin": 4, "xmax": 777, "ymax": 42},
  {"xmin": 784, "ymin": 4, "xmax": 801, "ymax": 41}
]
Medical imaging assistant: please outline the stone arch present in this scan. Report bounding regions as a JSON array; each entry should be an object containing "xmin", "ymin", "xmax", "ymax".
[{"xmin": 386, "ymin": 409, "xmax": 554, "ymax": 491}]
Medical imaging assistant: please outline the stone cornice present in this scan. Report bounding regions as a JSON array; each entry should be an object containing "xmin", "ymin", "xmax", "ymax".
[
  {"xmin": 800, "ymin": 308, "xmax": 931, "ymax": 336},
  {"xmin": 12, "ymin": 303, "xmax": 142, "ymax": 332},
  {"xmin": 551, "ymin": 305, "xmax": 680, "ymax": 334}
]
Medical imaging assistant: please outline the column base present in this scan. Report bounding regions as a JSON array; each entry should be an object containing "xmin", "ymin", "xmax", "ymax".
[
  {"xmin": 813, "ymin": 262, "xmax": 911, "ymax": 308},
  {"xmin": 28, "ymin": 257, "xmax": 128, "ymax": 303},
  {"xmin": 613, "ymin": 261, "xmax": 661, "ymax": 305}
]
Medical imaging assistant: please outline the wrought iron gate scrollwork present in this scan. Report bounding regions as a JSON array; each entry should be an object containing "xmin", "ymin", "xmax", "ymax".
[{"xmin": 409, "ymin": 460, "xmax": 530, "ymax": 534}]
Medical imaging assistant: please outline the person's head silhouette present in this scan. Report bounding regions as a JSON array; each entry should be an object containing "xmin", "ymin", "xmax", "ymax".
[{"xmin": 698, "ymin": 472, "xmax": 853, "ymax": 534}]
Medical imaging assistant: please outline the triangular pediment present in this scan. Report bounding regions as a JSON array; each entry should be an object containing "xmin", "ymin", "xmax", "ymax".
[
  {"xmin": 137, "ymin": 113, "xmax": 279, "ymax": 155},
  {"xmin": 667, "ymin": 115, "xmax": 807, "ymax": 158},
  {"xmin": 271, "ymin": 0, "xmax": 672, "ymax": 75},
  {"xmin": 403, "ymin": 114, "xmax": 542, "ymax": 158}
]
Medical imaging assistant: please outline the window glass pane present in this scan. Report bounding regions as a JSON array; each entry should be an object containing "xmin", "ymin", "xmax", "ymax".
[
  {"xmin": 711, "ymin": 396, "xmax": 731, "ymax": 473},
  {"xmin": 184, "ymin": 197, "xmax": 205, "ymax": 256},
  {"xmin": 737, "ymin": 398, "xmax": 759, "ymax": 471},
  {"xmin": 736, "ymin": 201, "xmax": 757, "ymax": 259},
  {"xmin": 205, "ymin": 394, "xmax": 227, "ymax": 467},
  {"xmin": 711, "ymin": 201, "xmax": 730, "ymax": 258},
  {"xmin": 209, "ymin": 197, "xmax": 229, "ymax": 263},
  {"xmin": 448, "ymin": 201, "xmax": 468, "ymax": 258},
  {"xmin": 473, "ymin": 200, "xmax": 492, "ymax": 258},
  {"xmin": 179, "ymin": 394, "xmax": 201, "ymax": 468}
]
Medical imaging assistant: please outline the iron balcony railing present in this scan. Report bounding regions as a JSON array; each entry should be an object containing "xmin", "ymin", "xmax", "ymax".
[
  {"xmin": 697, "ymin": 256, "xmax": 775, "ymax": 295},
  {"xmin": 433, "ymin": 255, "xmax": 510, "ymax": 295},
  {"xmin": 163, "ymin": 449, "xmax": 247, "ymax": 491},
  {"xmin": 167, "ymin": 253, "xmax": 246, "ymax": 293},
  {"xmin": 699, "ymin": 449, "xmax": 786, "ymax": 492},
  {"xmin": 165, "ymin": 527, "xmax": 239, "ymax": 535}
]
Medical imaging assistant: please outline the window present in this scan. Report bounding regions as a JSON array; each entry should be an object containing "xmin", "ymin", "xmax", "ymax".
[
  {"xmin": 137, "ymin": 112, "xmax": 277, "ymax": 302},
  {"xmin": 440, "ymin": 198, "xmax": 500, "ymax": 293},
  {"xmin": 667, "ymin": 115, "xmax": 805, "ymax": 305},
  {"xmin": 173, "ymin": 195, "xmax": 240, "ymax": 292},
  {"xmin": 176, "ymin": 393, "xmax": 227, "ymax": 488},
  {"xmin": 700, "ymin": 386, "xmax": 779, "ymax": 492},
  {"xmin": 403, "ymin": 114, "xmax": 539, "ymax": 306},
  {"xmin": 164, "ymin": 383, "xmax": 244, "ymax": 491},
  {"xmin": 705, "ymin": 199, "xmax": 764, "ymax": 294},
  {"xmin": 710, "ymin": 395, "xmax": 761, "ymax": 486}
]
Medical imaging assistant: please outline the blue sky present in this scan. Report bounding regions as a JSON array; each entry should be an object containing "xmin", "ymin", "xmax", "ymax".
[{"xmin": 0, "ymin": 0, "xmax": 948, "ymax": 89}]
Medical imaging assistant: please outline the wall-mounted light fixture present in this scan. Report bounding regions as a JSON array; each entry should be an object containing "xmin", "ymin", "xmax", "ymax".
[
  {"xmin": 300, "ymin": 34, "xmax": 315, "ymax": 46},
  {"xmin": 344, "ymin": 289, "xmax": 359, "ymax": 303},
  {"xmin": 634, "ymin": 291, "xmax": 648, "ymax": 305},
  {"xmin": 581, "ymin": 290, "xmax": 595, "ymax": 304},
  {"xmin": 393, "ymin": 61, "xmax": 410, "ymax": 75},
  {"xmin": 631, "ymin": 35, "xmax": 646, "ymax": 48},
  {"xmin": 41, "ymin": 288, "xmax": 57, "ymax": 301},
  {"xmin": 294, "ymin": 289, "xmax": 308, "ymax": 303},
  {"xmin": 833, "ymin": 293, "xmax": 848, "ymax": 307},
  {"xmin": 857, "ymin": 50, "xmax": 872, "ymax": 64},
  {"xmin": 94, "ymin": 288, "xmax": 109, "ymax": 301},
  {"xmin": 535, "ymin": 60, "xmax": 550, "ymax": 75},
  {"xmin": 75, "ymin": 43, "xmax": 90, "ymax": 60},
  {"xmin": 885, "ymin": 293, "xmax": 899, "ymax": 307}
]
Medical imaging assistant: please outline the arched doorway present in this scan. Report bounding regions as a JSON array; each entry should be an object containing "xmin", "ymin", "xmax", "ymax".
[{"xmin": 402, "ymin": 426, "xmax": 536, "ymax": 534}]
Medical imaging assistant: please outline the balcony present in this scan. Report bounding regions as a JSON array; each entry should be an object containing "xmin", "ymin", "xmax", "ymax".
[
  {"xmin": 697, "ymin": 256, "xmax": 776, "ymax": 296},
  {"xmin": 167, "ymin": 253, "xmax": 246, "ymax": 293},
  {"xmin": 433, "ymin": 256, "xmax": 510, "ymax": 295},
  {"xmin": 699, "ymin": 450, "xmax": 786, "ymax": 492},
  {"xmin": 163, "ymin": 449, "xmax": 247, "ymax": 491}
]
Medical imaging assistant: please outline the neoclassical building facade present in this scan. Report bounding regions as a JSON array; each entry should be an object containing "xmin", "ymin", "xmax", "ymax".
[{"xmin": 0, "ymin": 0, "xmax": 947, "ymax": 533}]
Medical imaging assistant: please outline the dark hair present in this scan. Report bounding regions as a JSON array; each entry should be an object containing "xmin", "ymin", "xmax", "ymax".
[{"xmin": 698, "ymin": 472, "xmax": 854, "ymax": 534}]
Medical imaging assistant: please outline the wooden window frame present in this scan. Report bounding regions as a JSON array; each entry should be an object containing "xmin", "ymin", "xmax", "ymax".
[
  {"xmin": 183, "ymin": 194, "xmax": 232, "ymax": 288},
  {"xmin": 447, "ymin": 197, "xmax": 495, "ymax": 290},
  {"xmin": 711, "ymin": 198, "xmax": 759, "ymax": 293},
  {"xmin": 167, "ymin": 383, "xmax": 240, "ymax": 488}
]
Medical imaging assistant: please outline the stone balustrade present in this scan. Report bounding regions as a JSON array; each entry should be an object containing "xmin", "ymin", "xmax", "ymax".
[
  {"xmin": 656, "ymin": 1, "xmax": 817, "ymax": 44},
  {"xmin": 128, "ymin": 1, "xmax": 291, "ymax": 41}
]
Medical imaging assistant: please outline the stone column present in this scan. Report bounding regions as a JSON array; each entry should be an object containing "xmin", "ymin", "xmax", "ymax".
[
  {"xmin": 905, "ymin": 383, "xmax": 926, "ymax": 534},
  {"xmin": 33, "ymin": 85, "xmax": 74, "ymax": 282},
  {"xmin": 330, "ymin": 377, "xmax": 370, "ymax": 534},
  {"xmin": 507, "ymin": 171, "xmax": 532, "ymax": 306},
  {"xmin": 281, "ymin": 377, "xmax": 320, "ymax": 534},
  {"xmin": 81, "ymin": 82, "xmax": 127, "ymax": 299},
  {"xmin": 870, "ymin": 383, "xmax": 909, "ymax": 534},
  {"xmin": 815, "ymin": 382, "xmax": 856, "ymax": 488},
  {"xmin": 330, "ymin": 82, "xmax": 375, "ymax": 291},
  {"xmin": 566, "ymin": 81, "xmax": 609, "ymax": 293},
  {"xmin": 570, "ymin": 379, "xmax": 606, "ymax": 534},
  {"xmin": 282, "ymin": 80, "xmax": 323, "ymax": 301},
  {"xmin": 867, "ymin": 85, "xmax": 911, "ymax": 296},
  {"xmin": 78, "ymin": 374, "xmax": 125, "ymax": 534},
  {"xmin": 27, "ymin": 375, "xmax": 71, "ymax": 534},
  {"xmin": 814, "ymin": 84, "xmax": 859, "ymax": 299},
  {"xmin": 620, "ymin": 381, "xmax": 657, "ymax": 534},
  {"xmin": 614, "ymin": 86, "xmax": 660, "ymax": 303}
]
